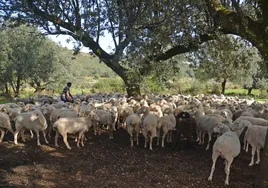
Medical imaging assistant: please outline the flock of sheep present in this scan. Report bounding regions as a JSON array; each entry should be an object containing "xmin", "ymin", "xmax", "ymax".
[{"xmin": 1, "ymin": 92, "xmax": 268, "ymax": 186}]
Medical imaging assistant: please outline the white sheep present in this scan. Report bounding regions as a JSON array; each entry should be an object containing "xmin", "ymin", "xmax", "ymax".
[
  {"xmin": 142, "ymin": 114, "xmax": 158, "ymax": 150},
  {"xmin": 208, "ymin": 123, "xmax": 241, "ymax": 185},
  {"xmin": 195, "ymin": 109, "xmax": 225, "ymax": 150},
  {"xmin": 53, "ymin": 113, "xmax": 94, "ymax": 149},
  {"xmin": 0, "ymin": 112, "xmax": 14, "ymax": 142},
  {"xmin": 231, "ymin": 119, "xmax": 253, "ymax": 151},
  {"xmin": 245, "ymin": 125, "xmax": 267, "ymax": 166},
  {"xmin": 92, "ymin": 109, "xmax": 116, "ymax": 139},
  {"xmin": 14, "ymin": 110, "xmax": 49, "ymax": 146},
  {"xmin": 156, "ymin": 114, "xmax": 176, "ymax": 148},
  {"xmin": 125, "ymin": 113, "xmax": 142, "ymax": 148},
  {"xmin": 238, "ymin": 116, "xmax": 268, "ymax": 126}
]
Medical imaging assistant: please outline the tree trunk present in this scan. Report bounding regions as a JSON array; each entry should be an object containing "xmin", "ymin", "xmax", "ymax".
[
  {"xmin": 248, "ymin": 87, "xmax": 253, "ymax": 95},
  {"xmin": 254, "ymin": 128, "xmax": 268, "ymax": 188},
  {"xmin": 5, "ymin": 83, "xmax": 9, "ymax": 94},
  {"xmin": 14, "ymin": 76, "xmax": 21, "ymax": 97},
  {"xmin": 125, "ymin": 82, "xmax": 141, "ymax": 97},
  {"xmin": 221, "ymin": 78, "xmax": 227, "ymax": 95}
]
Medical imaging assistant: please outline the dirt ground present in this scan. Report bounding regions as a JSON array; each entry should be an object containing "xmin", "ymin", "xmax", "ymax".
[{"xmin": 0, "ymin": 129, "xmax": 259, "ymax": 188}]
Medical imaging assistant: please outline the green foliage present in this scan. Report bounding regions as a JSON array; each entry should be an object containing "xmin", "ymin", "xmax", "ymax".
[
  {"xmin": 92, "ymin": 78, "xmax": 125, "ymax": 93},
  {"xmin": 140, "ymin": 75, "xmax": 166, "ymax": 94},
  {"xmin": 184, "ymin": 80, "xmax": 206, "ymax": 95},
  {"xmin": 192, "ymin": 34, "xmax": 262, "ymax": 93},
  {"xmin": 0, "ymin": 22, "xmax": 74, "ymax": 96}
]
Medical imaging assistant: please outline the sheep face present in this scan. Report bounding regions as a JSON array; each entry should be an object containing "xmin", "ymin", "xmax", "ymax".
[
  {"xmin": 176, "ymin": 111, "xmax": 190, "ymax": 121},
  {"xmin": 213, "ymin": 123, "xmax": 226, "ymax": 134},
  {"xmin": 29, "ymin": 111, "xmax": 42, "ymax": 121}
]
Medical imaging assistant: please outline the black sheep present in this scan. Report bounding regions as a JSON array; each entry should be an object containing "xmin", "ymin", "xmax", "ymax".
[{"xmin": 171, "ymin": 111, "xmax": 197, "ymax": 151}]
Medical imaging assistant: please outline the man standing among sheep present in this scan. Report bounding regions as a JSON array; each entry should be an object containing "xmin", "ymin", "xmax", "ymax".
[{"xmin": 60, "ymin": 82, "xmax": 74, "ymax": 103}]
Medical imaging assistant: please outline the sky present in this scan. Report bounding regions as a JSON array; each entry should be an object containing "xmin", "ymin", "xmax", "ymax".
[{"xmin": 48, "ymin": 31, "xmax": 114, "ymax": 53}]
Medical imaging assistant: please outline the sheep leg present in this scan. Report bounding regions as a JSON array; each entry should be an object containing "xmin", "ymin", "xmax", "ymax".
[
  {"xmin": 201, "ymin": 132, "xmax": 205, "ymax": 145},
  {"xmin": 162, "ymin": 131, "xmax": 168, "ymax": 148},
  {"xmin": 142, "ymin": 130, "xmax": 148, "ymax": 148},
  {"xmin": 129, "ymin": 132, "xmax": 133, "ymax": 148},
  {"xmin": 196, "ymin": 129, "xmax": 200, "ymax": 142},
  {"xmin": 109, "ymin": 125, "xmax": 114, "ymax": 139},
  {"xmin": 171, "ymin": 130, "xmax": 181, "ymax": 151},
  {"xmin": 35, "ymin": 130, "xmax": 41, "ymax": 146},
  {"xmin": 256, "ymin": 148, "xmax": 261, "ymax": 164},
  {"xmin": 0, "ymin": 128, "xmax": 5, "ymax": 143},
  {"xmin": 156, "ymin": 131, "xmax": 160, "ymax": 146},
  {"xmin": 168, "ymin": 131, "xmax": 172, "ymax": 143},
  {"xmin": 249, "ymin": 146, "xmax": 256, "ymax": 166},
  {"xmin": 14, "ymin": 129, "xmax": 21, "ymax": 145},
  {"xmin": 224, "ymin": 158, "xmax": 233, "ymax": 185},
  {"xmin": 149, "ymin": 136, "xmax": 153, "ymax": 151},
  {"xmin": 205, "ymin": 133, "xmax": 212, "ymax": 150},
  {"xmin": 243, "ymin": 137, "xmax": 247, "ymax": 151},
  {"xmin": 48, "ymin": 124, "xmax": 53, "ymax": 138},
  {"xmin": 208, "ymin": 152, "xmax": 219, "ymax": 182},
  {"xmin": 6, "ymin": 127, "xmax": 14, "ymax": 135},
  {"xmin": 97, "ymin": 123, "xmax": 101, "ymax": 135},
  {"xmin": 42, "ymin": 130, "xmax": 49, "ymax": 144},
  {"xmin": 93, "ymin": 123, "xmax": 97, "ymax": 135},
  {"xmin": 75, "ymin": 134, "xmax": 78, "ymax": 142},
  {"xmin": 77, "ymin": 132, "xmax": 83, "ymax": 148},
  {"xmin": 144, "ymin": 137, "xmax": 148, "ymax": 148},
  {"xmin": 198, "ymin": 131, "xmax": 203, "ymax": 145},
  {"xmin": 30, "ymin": 130, "xmax": 34, "ymax": 138},
  {"xmin": 55, "ymin": 131, "xmax": 59, "ymax": 147},
  {"xmin": 81, "ymin": 133, "xmax": 85, "ymax": 147},
  {"xmin": 136, "ymin": 132, "xmax": 139, "ymax": 146},
  {"xmin": 246, "ymin": 142, "xmax": 249, "ymax": 153},
  {"xmin": 113, "ymin": 122, "xmax": 116, "ymax": 131},
  {"xmin": 63, "ymin": 133, "xmax": 71, "ymax": 149},
  {"xmin": 21, "ymin": 129, "xmax": 26, "ymax": 142}
]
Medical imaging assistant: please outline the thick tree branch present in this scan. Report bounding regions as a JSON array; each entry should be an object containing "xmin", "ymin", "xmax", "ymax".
[
  {"xmin": 205, "ymin": 0, "xmax": 268, "ymax": 61},
  {"xmin": 96, "ymin": 0, "xmax": 101, "ymax": 44},
  {"xmin": 26, "ymin": 0, "xmax": 129, "ymax": 80},
  {"xmin": 153, "ymin": 34, "xmax": 216, "ymax": 62}
]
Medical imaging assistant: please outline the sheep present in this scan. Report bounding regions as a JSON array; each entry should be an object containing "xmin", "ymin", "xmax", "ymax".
[
  {"xmin": 91, "ymin": 109, "xmax": 116, "ymax": 139},
  {"xmin": 172, "ymin": 111, "xmax": 197, "ymax": 151},
  {"xmin": 156, "ymin": 113, "xmax": 176, "ymax": 148},
  {"xmin": 244, "ymin": 125, "xmax": 267, "ymax": 166},
  {"xmin": 14, "ymin": 110, "xmax": 49, "ymax": 146},
  {"xmin": 238, "ymin": 116, "xmax": 268, "ymax": 126},
  {"xmin": 208, "ymin": 123, "xmax": 241, "ymax": 185},
  {"xmin": 118, "ymin": 106, "xmax": 134, "ymax": 128},
  {"xmin": 0, "ymin": 112, "xmax": 14, "ymax": 142},
  {"xmin": 47, "ymin": 107, "xmax": 75, "ymax": 138},
  {"xmin": 53, "ymin": 113, "xmax": 95, "ymax": 149},
  {"xmin": 231, "ymin": 119, "xmax": 253, "ymax": 151},
  {"xmin": 125, "ymin": 113, "xmax": 142, "ymax": 148},
  {"xmin": 195, "ymin": 109, "xmax": 225, "ymax": 150},
  {"xmin": 142, "ymin": 113, "xmax": 158, "ymax": 150}
]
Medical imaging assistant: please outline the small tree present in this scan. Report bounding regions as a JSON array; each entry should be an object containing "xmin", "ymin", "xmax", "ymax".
[
  {"xmin": 0, "ymin": 22, "xmax": 72, "ymax": 96},
  {"xmin": 193, "ymin": 35, "xmax": 261, "ymax": 94}
]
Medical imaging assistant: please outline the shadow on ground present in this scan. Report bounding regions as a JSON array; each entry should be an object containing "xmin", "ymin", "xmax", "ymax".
[{"xmin": 0, "ymin": 129, "xmax": 259, "ymax": 188}]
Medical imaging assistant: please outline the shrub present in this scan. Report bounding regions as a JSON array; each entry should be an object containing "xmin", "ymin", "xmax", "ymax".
[
  {"xmin": 184, "ymin": 80, "xmax": 206, "ymax": 95},
  {"xmin": 92, "ymin": 78, "xmax": 125, "ymax": 93}
]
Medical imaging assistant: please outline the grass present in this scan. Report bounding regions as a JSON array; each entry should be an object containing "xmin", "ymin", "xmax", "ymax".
[
  {"xmin": 0, "ymin": 96, "xmax": 13, "ymax": 104},
  {"xmin": 225, "ymin": 89, "xmax": 260, "ymax": 96}
]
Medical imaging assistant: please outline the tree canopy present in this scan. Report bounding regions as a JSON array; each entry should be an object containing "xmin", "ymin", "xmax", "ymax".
[
  {"xmin": 193, "ymin": 34, "xmax": 263, "ymax": 94},
  {"xmin": 0, "ymin": 22, "xmax": 71, "ymax": 96}
]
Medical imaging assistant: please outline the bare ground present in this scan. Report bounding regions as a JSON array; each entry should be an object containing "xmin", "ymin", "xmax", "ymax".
[{"xmin": 0, "ymin": 129, "xmax": 259, "ymax": 188}]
